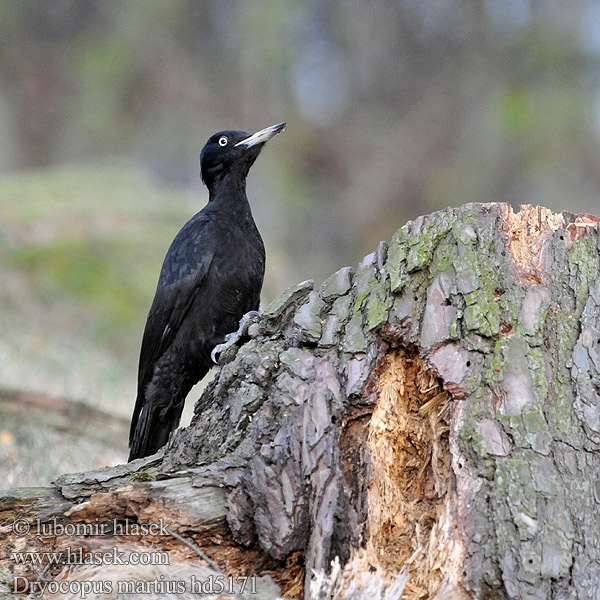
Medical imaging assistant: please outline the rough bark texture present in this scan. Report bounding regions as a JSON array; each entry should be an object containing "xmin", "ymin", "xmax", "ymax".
[{"xmin": 2, "ymin": 202, "xmax": 600, "ymax": 600}]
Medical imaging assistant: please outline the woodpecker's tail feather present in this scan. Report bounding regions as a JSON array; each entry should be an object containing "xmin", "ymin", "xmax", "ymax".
[{"xmin": 128, "ymin": 394, "xmax": 184, "ymax": 461}]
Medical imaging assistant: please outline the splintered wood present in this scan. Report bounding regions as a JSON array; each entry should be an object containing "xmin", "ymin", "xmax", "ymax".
[
  {"xmin": 501, "ymin": 204, "xmax": 599, "ymax": 284},
  {"xmin": 367, "ymin": 349, "xmax": 450, "ymax": 599}
]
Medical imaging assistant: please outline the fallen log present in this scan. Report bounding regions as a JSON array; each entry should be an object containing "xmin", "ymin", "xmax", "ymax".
[{"xmin": 1, "ymin": 203, "xmax": 599, "ymax": 600}]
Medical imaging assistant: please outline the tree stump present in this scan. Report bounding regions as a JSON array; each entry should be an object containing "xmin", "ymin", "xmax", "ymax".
[{"xmin": 2, "ymin": 202, "xmax": 600, "ymax": 600}]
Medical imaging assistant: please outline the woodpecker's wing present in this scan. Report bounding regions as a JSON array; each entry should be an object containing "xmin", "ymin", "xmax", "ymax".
[{"xmin": 130, "ymin": 213, "xmax": 216, "ymax": 440}]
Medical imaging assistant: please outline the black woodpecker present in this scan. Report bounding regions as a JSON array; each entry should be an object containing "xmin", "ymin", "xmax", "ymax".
[{"xmin": 128, "ymin": 123, "xmax": 286, "ymax": 461}]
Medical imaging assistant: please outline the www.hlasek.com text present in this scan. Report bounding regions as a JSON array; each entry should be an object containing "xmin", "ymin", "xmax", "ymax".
[{"xmin": 12, "ymin": 546, "xmax": 169, "ymax": 568}]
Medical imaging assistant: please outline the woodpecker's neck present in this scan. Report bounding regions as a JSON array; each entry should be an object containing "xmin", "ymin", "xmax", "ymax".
[
  {"xmin": 209, "ymin": 172, "xmax": 248, "ymax": 200},
  {"xmin": 207, "ymin": 173, "xmax": 254, "ymax": 221}
]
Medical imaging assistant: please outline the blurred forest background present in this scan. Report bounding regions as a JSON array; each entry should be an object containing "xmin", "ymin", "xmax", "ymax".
[{"xmin": 2, "ymin": 0, "xmax": 600, "ymax": 482}]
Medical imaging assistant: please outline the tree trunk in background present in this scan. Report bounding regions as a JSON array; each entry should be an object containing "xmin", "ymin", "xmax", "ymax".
[{"xmin": 1, "ymin": 203, "xmax": 600, "ymax": 600}]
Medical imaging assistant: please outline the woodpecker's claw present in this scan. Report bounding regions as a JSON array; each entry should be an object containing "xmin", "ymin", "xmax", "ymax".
[{"xmin": 211, "ymin": 310, "xmax": 262, "ymax": 364}]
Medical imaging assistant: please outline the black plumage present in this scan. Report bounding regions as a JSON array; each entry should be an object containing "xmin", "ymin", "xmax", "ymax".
[{"xmin": 128, "ymin": 123, "xmax": 286, "ymax": 461}]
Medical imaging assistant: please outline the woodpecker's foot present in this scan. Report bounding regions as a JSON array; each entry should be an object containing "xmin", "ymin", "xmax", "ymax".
[{"xmin": 211, "ymin": 310, "xmax": 262, "ymax": 364}]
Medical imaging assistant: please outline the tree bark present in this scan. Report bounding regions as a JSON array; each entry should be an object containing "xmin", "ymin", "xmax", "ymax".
[{"xmin": 2, "ymin": 202, "xmax": 600, "ymax": 600}]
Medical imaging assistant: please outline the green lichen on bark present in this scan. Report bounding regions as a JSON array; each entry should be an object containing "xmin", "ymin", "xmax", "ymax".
[
  {"xmin": 456, "ymin": 237, "xmax": 501, "ymax": 338},
  {"xmin": 364, "ymin": 278, "xmax": 390, "ymax": 332},
  {"xmin": 567, "ymin": 234, "xmax": 598, "ymax": 315},
  {"xmin": 385, "ymin": 228, "xmax": 408, "ymax": 293},
  {"xmin": 404, "ymin": 209, "xmax": 458, "ymax": 273}
]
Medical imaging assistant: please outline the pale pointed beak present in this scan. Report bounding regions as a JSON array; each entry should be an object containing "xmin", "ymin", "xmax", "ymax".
[{"xmin": 235, "ymin": 122, "xmax": 286, "ymax": 147}]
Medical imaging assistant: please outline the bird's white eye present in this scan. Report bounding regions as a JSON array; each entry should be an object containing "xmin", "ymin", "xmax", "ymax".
[{"xmin": 218, "ymin": 136, "xmax": 228, "ymax": 147}]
